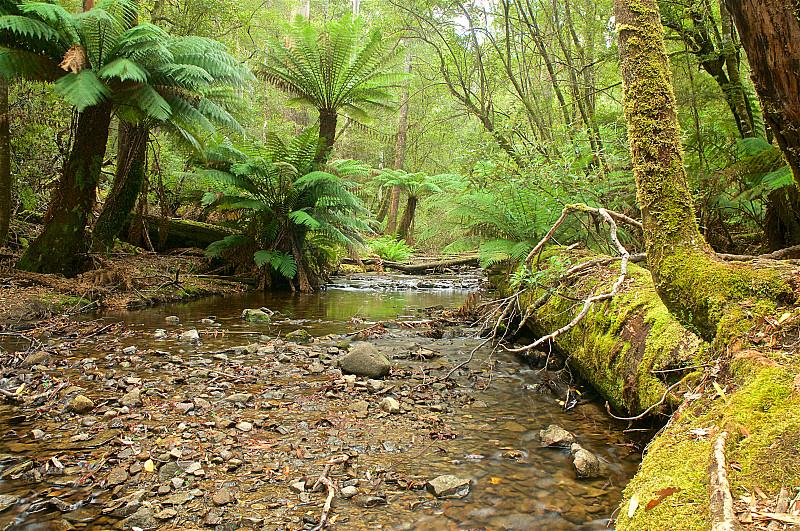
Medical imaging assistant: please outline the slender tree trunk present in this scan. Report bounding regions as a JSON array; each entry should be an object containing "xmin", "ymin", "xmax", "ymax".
[
  {"xmin": 396, "ymin": 195, "xmax": 417, "ymax": 244},
  {"xmin": 723, "ymin": 0, "xmax": 800, "ymax": 184},
  {"xmin": 316, "ymin": 108, "xmax": 337, "ymax": 166},
  {"xmin": 16, "ymin": 103, "xmax": 113, "ymax": 276},
  {"xmin": 615, "ymin": 0, "xmax": 791, "ymax": 339},
  {"xmin": 0, "ymin": 79, "xmax": 10, "ymax": 247},
  {"xmin": 93, "ymin": 122, "xmax": 149, "ymax": 250},
  {"xmin": 387, "ymin": 53, "xmax": 411, "ymax": 235}
]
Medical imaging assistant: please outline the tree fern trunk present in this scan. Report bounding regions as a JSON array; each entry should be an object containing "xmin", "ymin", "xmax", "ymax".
[
  {"xmin": 16, "ymin": 102, "xmax": 112, "ymax": 276},
  {"xmin": 316, "ymin": 108, "xmax": 337, "ymax": 166},
  {"xmin": 396, "ymin": 195, "xmax": 417, "ymax": 244},
  {"xmin": 93, "ymin": 123, "xmax": 148, "ymax": 250}
]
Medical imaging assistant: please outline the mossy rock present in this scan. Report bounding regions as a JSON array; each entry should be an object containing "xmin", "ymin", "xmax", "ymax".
[
  {"xmin": 241, "ymin": 309, "xmax": 271, "ymax": 322},
  {"xmin": 285, "ymin": 329, "xmax": 312, "ymax": 342}
]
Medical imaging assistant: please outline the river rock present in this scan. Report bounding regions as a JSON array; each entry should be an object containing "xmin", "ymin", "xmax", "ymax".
[
  {"xmin": 158, "ymin": 461, "xmax": 181, "ymax": 482},
  {"xmin": 212, "ymin": 488, "xmax": 234, "ymax": 506},
  {"xmin": 23, "ymin": 351, "xmax": 50, "ymax": 367},
  {"xmin": 338, "ymin": 343, "xmax": 390, "ymax": 378},
  {"xmin": 0, "ymin": 495, "xmax": 17, "ymax": 512},
  {"xmin": 123, "ymin": 508, "xmax": 157, "ymax": 530},
  {"xmin": 70, "ymin": 395, "xmax": 95, "ymax": 414},
  {"xmin": 285, "ymin": 329, "xmax": 312, "ymax": 342},
  {"xmin": 236, "ymin": 421, "xmax": 253, "ymax": 432},
  {"xmin": 223, "ymin": 393, "xmax": 252, "ymax": 405},
  {"xmin": 179, "ymin": 329, "xmax": 200, "ymax": 341},
  {"xmin": 366, "ymin": 379, "xmax": 384, "ymax": 393},
  {"xmin": 570, "ymin": 444, "xmax": 602, "ymax": 478},
  {"xmin": 380, "ymin": 397, "xmax": 400, "ymax": 414},
  {"xmin": 106, "ymin": 466, "xmax": 128, "ymax": 487},
  {"xmin": 121, "ymin": 388, "xmax": 142, "ymax": 408},
  {"xmin": 193, "ymin": 397, "xmax": 211, "ymax": 409},
  {"xmin": 426, "ymin": 475, "xmax": 471, "ymax": 498},
  {"xmin": 241, "ymin": 309, "xmax": 270, "ymax": 322},
  {"xmin": 539, "ymin": 424, "xmax": 575, "ymax": 447},
  {"xmin": 154, "ymin": 508, "xmax": 178, "ymax": 520},
  {"xmin": 165, "ymin": 316, "xmax": 179, "ymax": 323},
  {"xmin": 340, "ymin": 486, "xmax": 358, "ymax": 499}
]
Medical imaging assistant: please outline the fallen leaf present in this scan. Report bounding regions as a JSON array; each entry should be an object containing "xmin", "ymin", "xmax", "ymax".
[
  {"xmin": 754, "ymin": 486, "xmax": 768, "ymax": 499},
  {"xmin": 143, "ymin": 459, "xmax": 155, "ymax": 473},
  {"xmin": 645, "ymin": 487, "xmax": 681, "ymax": 511},
  {"xmin": 489, "ymin": 477, "xmax": 501, "ymax": 485},
  {"xmin": 628, "ymin": 493, "xmax": 639, "ymax": 518},
  {"xmin": 712, "ymin": 381, "xmax": 727, "ymax": 399}
]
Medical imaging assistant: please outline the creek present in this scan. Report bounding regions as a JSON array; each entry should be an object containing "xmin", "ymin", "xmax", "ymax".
[{"xmin": 0, "ymin": 272, "xmax": 641, "ymax": 530}]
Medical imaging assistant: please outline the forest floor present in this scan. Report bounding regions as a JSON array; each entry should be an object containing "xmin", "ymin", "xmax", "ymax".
[{"xmin": 0, "ymin": 248, "xmax": 253, "ymax": 326}]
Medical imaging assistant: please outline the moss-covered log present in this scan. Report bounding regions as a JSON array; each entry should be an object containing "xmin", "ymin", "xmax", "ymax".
[
  {"xmin": 491, "ymin": 252, "xmax": 707, "ymax": 415},
  {"xmin": 122, "ymin": 215, "xmax": 237, "ymax": 251}
]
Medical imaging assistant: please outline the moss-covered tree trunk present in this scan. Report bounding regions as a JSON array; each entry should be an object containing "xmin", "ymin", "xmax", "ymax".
[
  {"xmin": 93, "ymin": 122, "xmax": 149, "ymax": 250},
  {"xmin": 16, "ymin": 103, "xmax": 113, "ymax": 276},
  {"xmin": 0, "ymin": 78, "xmax": 10, "ymax": 247},
  {"xmin": 616, "ymin": 0, "xmax": 792, "ymax": 340},
  {"xmin": 723, "ymin": 0, "xmax": 800, "ymax": 185}
]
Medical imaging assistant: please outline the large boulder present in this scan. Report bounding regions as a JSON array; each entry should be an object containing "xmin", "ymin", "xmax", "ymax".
[{"xmin": 338, "ymin": 343, "xmax": 391, "ymax": 379}]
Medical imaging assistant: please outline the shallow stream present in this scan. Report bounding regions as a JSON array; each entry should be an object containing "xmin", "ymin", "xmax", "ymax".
[{"xmin": 0, "ymin": 272, "xmax": 640, "ymax": 530}]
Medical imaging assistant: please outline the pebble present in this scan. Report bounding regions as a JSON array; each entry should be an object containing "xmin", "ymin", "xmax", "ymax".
[
  {"xmin": 539, "ymin": 424, "xmax": 576, "ymax": 447},
  {"xmin": 106, "ymin": 467, "xmax": 128, "ymax": 487},
  {"xmin": 426, "ymin": 475, "xmax": 471, "ymax": 498},
  {"xmin": 121, "ymin": 388, "xmax": 142, "ymax": 408},
  {"xmin": 236, "ymin": 421, "xmax": 253, "ymax": 432},
  {"xmin": 340, "ymin": 486, "xmax": 358, "ymax": 498},
  {"xmin": 380, "ymin": 397, "xmax": 401, "ymax": 414},
  {"xmin": 212, "ymin": 488, "xmax": 234, "ymax": 506},
  {"xmin": 69, "ymin": 395, "xmax": 95, "ymax": 414}
]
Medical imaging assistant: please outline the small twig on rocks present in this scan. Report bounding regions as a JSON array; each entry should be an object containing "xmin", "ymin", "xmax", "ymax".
[
  {"xmin": 207, "ymin": 368, "xmax": 247, "ymax": 382},
  {"xmin": 346, "ymin": 321, "xmax": 384, "ymax": 337},
  {"xmin": 709, "ymin": 431, "xmax": 743, "ymax": 531},
  {"xmin": 311, "ymin": 454, "xmax": 350, "ymax": 530},
  {"xmin": 604, "ymin": 381, "xmax": 684, "ymax": 421}
]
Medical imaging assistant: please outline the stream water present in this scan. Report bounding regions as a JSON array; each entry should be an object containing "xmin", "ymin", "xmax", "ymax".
[{"xmin": 0, "ymin": 272, "xmax": 641, "ymax": 530}]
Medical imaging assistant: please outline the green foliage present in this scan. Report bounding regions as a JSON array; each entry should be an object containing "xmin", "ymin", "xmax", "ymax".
[
  {"xmin": 199, "ymin": 127, "xmax": 371, "ymax": 290},
  {"xmin": 368, "ymin": 235, "xmax": 414, "ymax": 261},
  {"xmin": 509, "ymin": 255, "xmax": 571, "ymax": 290}
]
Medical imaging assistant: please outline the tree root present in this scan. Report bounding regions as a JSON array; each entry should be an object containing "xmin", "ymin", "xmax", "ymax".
[{"xmin": 709, "ymin": 431, "xmax": 743, "ymax": 531}]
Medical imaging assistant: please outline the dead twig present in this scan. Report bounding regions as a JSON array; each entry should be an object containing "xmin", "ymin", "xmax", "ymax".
[
  {"xmin": 506, "ymin": 208, "xmax": 631, "ymax": 354},
  {"xmin": 311, "ymin": 454, "xmax": 350, "ymax": 530}
]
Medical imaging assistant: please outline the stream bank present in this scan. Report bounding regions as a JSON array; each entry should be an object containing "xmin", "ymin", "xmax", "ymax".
[
  {"xmin": 0, "ymin": 274, "xmax": 643, "ymax": 530},
  {"xmin": 489, "ymin": 250, "xmax": 800, "ymax": 530}
]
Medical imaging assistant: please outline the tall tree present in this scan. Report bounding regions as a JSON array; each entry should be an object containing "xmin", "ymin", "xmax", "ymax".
[
  {"xmin": 0, "ymin": 78, "xmax": 8, "ymax": 247},
  {"xmin": 723, "ymin": 0, "xmax": 800, "ymax": 185},
  {"xmin": 258, "ymin": 14, "xmax": 405, "ymax": 166},
  {"xmin": 386, "ymin": 51, "xmax": 411, "ymax": 235}
]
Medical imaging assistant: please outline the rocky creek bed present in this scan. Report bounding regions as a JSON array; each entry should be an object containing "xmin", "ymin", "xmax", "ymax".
[{"xmin": 0, "ymin": 275, "xmax": 643, "ymax": 530}]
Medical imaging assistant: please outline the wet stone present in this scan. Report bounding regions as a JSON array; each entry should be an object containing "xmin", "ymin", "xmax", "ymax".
[
  {"xmin": 223, "ymin": 393, "xmax": 252, "ymax": 405},
  {"xmin": 380, "ymin": 397, "xmax": 401, "ymax": 414},
  {"xmin": 121, "ymin": 388, "xmax": 142, "ymax": 408},
  {"xmin": 154, "ymin": 508, "xmax": 177, "ymax": 520},
  {"xmin": 22, "ymin": 351, "xmax": 50, "ymax": 367},
  {"xmin": 69, "ymin": 395, "xmax": 95, "ymax": 414},
  {"xmin": 340, "ymin": 486, "xmax": 358, "ymax": 499},
  {"xmin": 426, "ymin": 475, "xmax": 471, "ymax": 499},
  {"xmin": 158, "ymin": 461, "xmax": 181, "ymax": 482},
  {"xmin": 165, "ymin": 316, "xmax": 179, "ymax": 323},
  {"xmin": 164, "ymin": 492, "xmax": 190, "ymax": 505},
  {"xmin": 241, "ymin": 309, "xmax": 270, "ymax": 322},
  {"xmin": 123, "ymin": 508, "xmax": 157, "ymax": 530},
  {"xmin": 106, "ymin": 467, "xmax": 128, "ymax": 487},
  {"xmin": 180, "ymin": 329, "xmax": 200, "ymax": 341},
  {"xmin": 348, "ymin": 400, "xmax": 369, "ymax": 413},
  {"xmin": 0, "ymin": 495, "xmax": 17, "ymax": 512},
  {"xmin": 570, "ymin": 444, "xmax": 603, "ymax": 478},
  {"xmin": 539, "ymin": 425, "xmax": 575, "ymax": 447},
  {"xmin": 212, "ymin": 488, "xmax": 234, "ymax": 506},
  {"xmin": 236, "ymin": 421, "xmax": 252, "ymax": 432}
]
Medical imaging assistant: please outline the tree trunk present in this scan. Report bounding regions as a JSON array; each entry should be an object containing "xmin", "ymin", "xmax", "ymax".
[
  {"xmin": 387, "ymin": 53, "xmax": 412, "ymax": 235},
  {"xmin": 0, "ymin": 78, "xmax": 10, "ymax": 247},
  {"xmin": 316, "ymin": 108, "xmax": 337, "ymax": 166},
  {"xmin": 396, "ymin": 195, "xmax": 417, "ymax": 243},
  {"xmin": 16, "ymin": 103, "xmax": 113, "ymax": 276},
  {"xmin": 615, "ymin": 0, "xmax": 793, "ymax": 339},
  {"xmin": 724, "ymin": 0, "xmax": 800, "ymax": 184},
  {"xmin": 93, "ymin": 123, "xmax": 149, "ymax": 251}
]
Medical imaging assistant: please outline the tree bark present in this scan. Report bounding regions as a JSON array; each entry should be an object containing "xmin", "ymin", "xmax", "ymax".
[
  {"xmin": 16, "ymin": 103, "xmax": 113, "ymax": 276},
  {"xmin": 93, "ymin": 122, "xmax": 149, "ymax": 251},
  {"xmin": 0, "ymin": 78, "xmax": 10, "ymax": 247},
  {"xmin": 396, "ymin": 195, "xmax": 417, "ymax": 244},
  {"xmin": 724, "ymin": 0, "xmax": 800, "ymax": 183},
  {"xmin": 615, "ymin": 0, "xmax": 792, "ymax": 339}
]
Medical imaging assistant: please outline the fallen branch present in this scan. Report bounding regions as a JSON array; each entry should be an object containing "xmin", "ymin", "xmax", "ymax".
[
  {"xmin": 718, "ymin": 244, "xmax": 800, "ymax": 262},
  {"xmin": 709, "ymin": 431, "xmax": 743, "ymax": 531},
  {"xmin": 507, "ymin": 208, "xmax": 631, "ymax": 354},
  {"xmin": 382, "ymin": 256, "xmax": 479, "ymax": 273}
]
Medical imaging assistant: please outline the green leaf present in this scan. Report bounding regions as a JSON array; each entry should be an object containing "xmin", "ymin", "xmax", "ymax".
[
  {"xmin": 205, "ymin": 234, "xmax": 252, "ymax": 258},
  {"xmin": 54, "ymin": 70, "xmax": 110, "ymax": 111},
  {"xmin": 98, "ymin": 57, "xmax": 147, "ymax": 82}
]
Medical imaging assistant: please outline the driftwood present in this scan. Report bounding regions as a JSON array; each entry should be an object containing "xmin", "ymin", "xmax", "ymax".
[
  {"xmin": 382, "ymin": 256, "xmax": 479, "ymax": 273},
  {"xmin": 717, "ymin": 244, "xmax": 800, "ymax": 262},
  {"xmin": 709, "ymin": 431, "xmax": 743, "ymax": 531}
]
